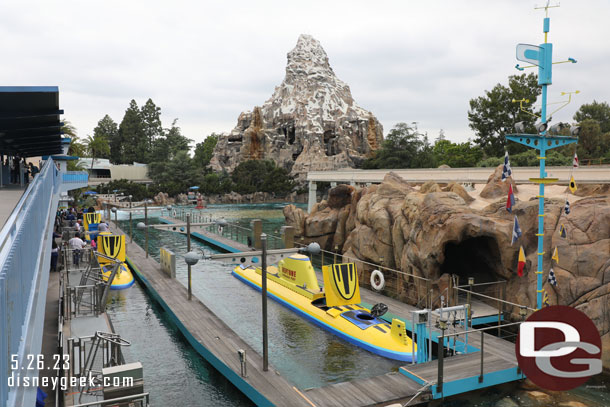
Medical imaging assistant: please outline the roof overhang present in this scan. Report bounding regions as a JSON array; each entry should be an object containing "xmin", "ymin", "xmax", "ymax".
[{"xmin": 0, "ymin": 86, "xmax": 64, "ymax": 157}]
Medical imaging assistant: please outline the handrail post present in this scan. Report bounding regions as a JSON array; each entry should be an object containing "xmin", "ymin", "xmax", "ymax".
[
  {"xmin": 186, "ymin": 213, "xmax": 192, "ymax": 301},
  {"xmin": 467, "ymin": 277, "xmax": 474, "ymax": 326},
  {"xmin": 437, "ymin": 334, "xmax": 444, "ymax": 394},
  {"xmin": 479, "ymin": 330, "xmax": 484, "ymax": 383}
]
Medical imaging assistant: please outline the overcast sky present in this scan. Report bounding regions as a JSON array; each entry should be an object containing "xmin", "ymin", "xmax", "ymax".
[{"xmin": 2, "ymin": 0, "xmax": 608, "ymax": 146}]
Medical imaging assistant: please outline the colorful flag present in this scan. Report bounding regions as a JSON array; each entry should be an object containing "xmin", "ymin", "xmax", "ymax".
[
  {"xmin": 569, "ymin": 176, "xmax": 577, "ymax": 193},
  {"xmin": 564, "ymin": 199, "xmax": 571, "ymax": 215},
  {"xmin": 506, "ymin": 184, "xmax": 515, "ymax": 213},
  {"xmin": 518, "ymin": 246, "xmax": 526, "ymax": 277},
  {"xmin": 548, "ymin": 268, "xmax": 557, "ymax": 286},
  {"xmin": 511, "ymin": 215, "xmax": 522, "ymax": 245},
  {"xmin": 573, "ymin": 152, "xmax": 579, "ymax": 168},
  {"xmin": 559, "ymin": 224, "xmax": 567, "ymax": 238},
  {"xmin": 502, "ymin": 151, "xmax": 512, "ymax": 181},
  {"xmin": 543, "ymin": 289, "xmax": 550, "ymax": 307},
  {"xmin": 552, "ymin": 247, "xmax": 559, "ymax": 264}
]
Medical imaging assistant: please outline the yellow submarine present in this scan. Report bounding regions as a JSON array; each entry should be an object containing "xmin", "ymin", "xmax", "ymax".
[
  {"xmin": 232, "ymin": 254, "xmax": 416, "ymax": 361},
  {"xmin": 83, "ymin": 212, "xmax": 135, "ymax": 290}
]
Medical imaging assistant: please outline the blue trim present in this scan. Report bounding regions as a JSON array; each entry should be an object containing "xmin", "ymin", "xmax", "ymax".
[
  {"xmin": 232, "ymin": 271, "xmax": 414, "ymax": 362},
  {"xmin": 125, "ymin": 258, "xmax": 274, "ymax": 407},
  {"xmin": 0, "ymin": 86, "xmax": 59, "ymax": 93},
  {"xmin": 431, "ymin": 367, "xmax": 524, "ymax": 399},
  {"xmin": 399, "ymin": 367, "xmax": 428, "ymax": 386},
  {"xmin": 470, "ymin": 314, "xmax": 504, "ymax": 326},
  {"xmin": 109, "ymin": 278, "xmax": 135, "ymax": 290}
]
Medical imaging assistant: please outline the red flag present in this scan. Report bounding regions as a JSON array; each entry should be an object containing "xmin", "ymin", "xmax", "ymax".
[
  {"xmin": 506, "ymin": 184, "xmax": 515, "ymax": 213},
  {"xmin": 517, "ymin": 246, "xmax": 526, "ymax": 277}
]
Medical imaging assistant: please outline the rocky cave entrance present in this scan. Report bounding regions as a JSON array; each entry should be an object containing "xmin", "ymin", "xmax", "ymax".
[{"xmin": 439, "ymin": 236, "xmax": 502, "ymax": 285}]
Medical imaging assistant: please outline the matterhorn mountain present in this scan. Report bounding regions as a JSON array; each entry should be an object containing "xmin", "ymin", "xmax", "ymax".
[{"xmin": 210, "ymin": 34, "xmax": 383, "ymax": 178}]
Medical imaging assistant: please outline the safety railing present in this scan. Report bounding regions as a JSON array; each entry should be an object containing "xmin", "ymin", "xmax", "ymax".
[
  {"xmin": 0, "ymin": 159, "xmax": 59, "ymax": 406},
  {"xmin": 71, "ymin": 393, "xmax": 150, "ymax": 407},
  {"xmin": 436, "ymin": 321, "xmax": 524, "ymax": 394}
]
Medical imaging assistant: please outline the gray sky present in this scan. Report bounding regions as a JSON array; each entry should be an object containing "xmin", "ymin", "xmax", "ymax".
[{"xmin": 2, "ymin": 0, "xmax": 608, "ymax": 146}]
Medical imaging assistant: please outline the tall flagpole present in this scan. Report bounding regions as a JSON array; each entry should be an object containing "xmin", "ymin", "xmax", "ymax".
[{"xmin": 506, "ymin": 4, "xmax": 578, "ymax": 310}]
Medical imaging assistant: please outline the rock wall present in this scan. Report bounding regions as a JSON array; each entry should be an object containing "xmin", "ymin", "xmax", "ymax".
[
  {"xmin": 210, "ymin": 34, "xmax": 383, "ymax": 178},
  {"xmin": 284, "ymin": 172, "xmax": 610, "ymax": 367}
]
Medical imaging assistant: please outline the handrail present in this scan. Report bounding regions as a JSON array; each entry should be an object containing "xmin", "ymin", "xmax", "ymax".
[
  {"xmin": 71, "ymin": 393, "xmax": 149, "ymax": 407},
  {"xmin": 454, "ymin": 286, "xmax": 536, "ymax": 311}
]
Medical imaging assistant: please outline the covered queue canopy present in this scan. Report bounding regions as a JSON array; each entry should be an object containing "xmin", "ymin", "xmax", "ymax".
[{"xmin": 0, "ymin": 86, "xmax": 64, "ymax": 157}]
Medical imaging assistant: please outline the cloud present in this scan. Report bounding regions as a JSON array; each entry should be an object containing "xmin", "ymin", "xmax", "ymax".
[{"xmin": 1, "ymin": 0, "xmax": 608, "ymax": 146}]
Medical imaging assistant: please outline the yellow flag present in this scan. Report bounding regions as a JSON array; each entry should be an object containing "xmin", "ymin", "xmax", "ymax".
[
  {"xmin": 552, "ymin": 246, "xmax": 559, "ymax": 264},
  {"xmin": 569, "ymin": 175, "xmax": 577, "ymax": 193}
]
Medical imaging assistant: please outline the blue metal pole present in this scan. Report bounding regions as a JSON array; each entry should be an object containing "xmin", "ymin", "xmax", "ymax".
[{"xmin": 536, "ymin": 83, "xmax": 548, "ymax": 311}]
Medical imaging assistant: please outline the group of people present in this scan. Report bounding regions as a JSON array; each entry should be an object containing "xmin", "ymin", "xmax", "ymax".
[
  {"xmin": 2, "ymin": 156, "xmax": 39, "ymax": 185},
  {"xmin": 51, "ymin": 207, "xmax": 109, "ymax": 271}
]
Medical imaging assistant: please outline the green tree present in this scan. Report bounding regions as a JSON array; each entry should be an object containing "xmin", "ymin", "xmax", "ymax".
[
  {"xmin": 149, "ymin": 119, "xmax": 192, "ymax": 163},
  {"xmin": 575, "ymin": 119, "xmax": 604, "ymax": 159},
  {"xmin": 119, "ymin": 100, "xmax": 146, "ymax": 164},
  {"xmin": 362, "ymin": 122, "xmax": 433, "ymax": 169},
  {"xmin": 84, "ymin": 134, "xmax": 110, "ymax": 171},
  {"xmin": 468, "ymin": 73, "xmax": 541, "ymax": 157},
  {"xmin": 573, "ymin": 100, "xmax": 610, "ymax": 133},
  {"xmin": 433, "ymin": 140, "xmax": 483, "ymax": 167},
  {"xmin": 140, "ymin": 98, "xmax": 163, "ymax": 150},
  {"xmin": 193, "ymin": 133, "xmax": 219, "ymax": 168},
  {"xmin": 94, "ymin": 114, "xmax": 118, "ymax": 160},
  {"xmin": 231, "ymin": 160, "xmax": 294, "ymax": 194}
]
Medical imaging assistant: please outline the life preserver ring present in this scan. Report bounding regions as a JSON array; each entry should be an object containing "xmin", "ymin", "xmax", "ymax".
[
  {"xmin": 370, "ymin": 269, "xmax": 385, "ymax": 291},
  {"xmin": 172, "ymin": 209, "xmax": 177, "ymax": 217}
]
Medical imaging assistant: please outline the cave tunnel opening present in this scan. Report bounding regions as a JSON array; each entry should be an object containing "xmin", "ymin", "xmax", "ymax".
[{"xmin": 440, "ymin": 236, "xmax": 502, "ymax": 285}]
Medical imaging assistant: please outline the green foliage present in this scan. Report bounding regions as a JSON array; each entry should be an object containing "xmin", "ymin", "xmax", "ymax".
[
  {"xmin": 575, "ymin": 119, "xmax": 605, "ymax": 159},
  {"xmin": 84, "ymin": 134, "xmax": 110, "ymax": 169},
  {"xmin": 574, "ymin": 100, "xmax": 610, "ymax": 133},
  {"xmin": 477, "ymin": 149, "xmax": 571, "ymax": 167},
  {"xmin": 193, "ymin": 134, "xmax": 219, "ymax": 168},
  {"xmin": 468, "ymin": 73, "xmax": 540, "ymax": 157},
  {"xmin": 93, "ymin": 115, "xmax": 117, "ymax": 160},
  {"xmin": 231, "ymin": 160, "xmax": 295, "ymax": 195},
  {"xmin": 432, "ymin": 140, "xmax": 483, "ymax": 168},
  {"xmin": 140, "ymin": 98, "xmax": 164, "ymax": 149},
  {"xmin": 119, "ymin": 100, "xmax": 147, "ymax": 164},
  {"xmin": 362, "ymin": 123, "xmax": 434, "ymax": 169},
  {"xmin": 149, "ymin": 119, "xmax": 192, "ymax": 163},
  {"xmin": 199, "ymin": 172, "xmax": 233, "ymax": 195},
  {"xmin": 95, "ymin": 179, "xmax": 155, "ymax": 201}
]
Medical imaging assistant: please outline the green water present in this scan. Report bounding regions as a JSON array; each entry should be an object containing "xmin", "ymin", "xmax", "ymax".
[{"xmin": 109, "ymin": 203, "xmax": 609, "ymax": 406}]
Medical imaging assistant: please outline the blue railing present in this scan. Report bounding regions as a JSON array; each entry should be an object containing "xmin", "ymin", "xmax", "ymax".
[{"xmin": 0, "ymin": 161, "xmax": 87, "ymax": 406}]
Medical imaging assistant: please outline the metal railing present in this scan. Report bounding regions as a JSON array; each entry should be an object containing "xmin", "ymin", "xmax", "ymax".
[
  {"xmin": 63, "ymin": 171, "xmax": 89, "ymax": 184},
  {"xmin": 71, "ymin": 392, "xmax": 150, "ymax": 407},
  {"xmin": 436, "ymin": 321, "xmax": 524, "ymax": 394},
  {"xmin": 0, "ymin": 159, "xmax": 60, "ymax": 406}
]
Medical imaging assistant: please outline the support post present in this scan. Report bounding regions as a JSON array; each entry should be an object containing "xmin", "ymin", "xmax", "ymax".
[
  {"xmin": 251, "ymin": 219, "xmax": 262, "ymax": 249},
  {"xmin": 145, "ymin": 201, "xmax": 149, "ymax": 258},
  {"xmin": 187, "ymin": 213, "xmax": 192, "ymax": 301},
  {"xmin": 479, "ymin": 331, "xmax": 485, "ymax": 383},
  {"xmin": 467, "ymin": 277, "xmax": 474, "ymax": 326},
  {"xmin": 114, "ymin": 208, "xmax": 118, "ymax": 227},
  {"xmin": 437, "ymin": 333, "xmax": 444, "ymax": 394},
  {"xmin": 129, "ymin": 212, "xmax": 133, "ymax": 243},
  {"xmin": 307, "ymin": 181, "xmax": 317, "ymax": 213},
  {"xmin": 281, "ymin": 226, "xmax": 294, "ymax": 248},
  {"xmin": 261, "ymin": 233, "xmax": 269, "ymax": 371}
]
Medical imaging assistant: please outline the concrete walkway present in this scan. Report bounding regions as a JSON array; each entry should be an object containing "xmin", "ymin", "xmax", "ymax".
[{"xmin": 0, "ymin": 187, "xmax": 25, "ymax": 228}]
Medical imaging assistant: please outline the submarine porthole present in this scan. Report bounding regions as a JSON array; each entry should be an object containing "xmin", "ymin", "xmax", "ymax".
[{"xmin": 440, "ymin": 236, "xmax": 502, "ymax": 285}]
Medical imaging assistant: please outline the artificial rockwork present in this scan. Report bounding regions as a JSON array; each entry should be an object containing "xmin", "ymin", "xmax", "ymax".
[
  {"xmin": 284, "ymin": 172, "xmax": 610, "ymax": 367},
  {"xmin": 210, "ymin": 34, "xmax": 383, "ymax": 178}
]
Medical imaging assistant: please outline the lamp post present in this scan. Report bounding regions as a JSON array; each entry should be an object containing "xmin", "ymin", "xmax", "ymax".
[
  {"xmin": 129, "ymin": 195, "xmax": 132, "ymax": 209},
  {"xmin": 129, "ymin": 211, "xmax": 133, "ymax": 242},
  {"xmin": 111, "ymin": 207, "xmax": 118, "ymax": 227}
]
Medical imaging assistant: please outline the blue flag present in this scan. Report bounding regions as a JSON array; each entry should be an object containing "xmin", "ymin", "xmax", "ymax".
[
  {"xmin": 506, "ymin": 184, "xmax": 515, "ymax": 213},
  {"xmin": 511, "ymin": 215, "xmax": 522, "ymax": 245},
  {"xmin": 564, "ymin": 199, "xmax": 571, "ymax": 215},
  {"xmin": 502, "ymin": 151, "xmax": 512, "ymax": 182}
]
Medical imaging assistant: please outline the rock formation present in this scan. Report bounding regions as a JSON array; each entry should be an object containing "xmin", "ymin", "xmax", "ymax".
[
  {"xmin": 284, "ymin": 172, "xmax": 610, "ymax": 368},
  {"xmin": 210, "ymin": 34, "xmax": 383, "ymax": 178}
]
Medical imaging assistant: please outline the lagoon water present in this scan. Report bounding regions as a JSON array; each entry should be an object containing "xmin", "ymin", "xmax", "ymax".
[{"xmin": 108, "ymin": 203, "xmax": 608, "ymax": 407}]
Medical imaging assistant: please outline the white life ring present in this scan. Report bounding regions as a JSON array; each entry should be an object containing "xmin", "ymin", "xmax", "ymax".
[
  {"xmin": 370, "ymin": 269, "xmax": 385, "ymax": 291},
  {"xmin": 172, "ymin": 209, "xmax": 177, "ymax": 217}
]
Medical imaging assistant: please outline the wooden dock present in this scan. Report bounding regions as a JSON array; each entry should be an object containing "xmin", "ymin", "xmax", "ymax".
[{"xmin": 114, "ymin": 219, "xmax": 524, "ymax": 406}]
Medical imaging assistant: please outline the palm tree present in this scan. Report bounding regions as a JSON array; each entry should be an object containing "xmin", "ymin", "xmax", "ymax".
[
  {"xmin": 63, "ymin": 119, "xmax": 86, "ymax": 157},
  {"xmin": 84, "ymin": 135, "xmax": 110, "ymax": 172}
]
